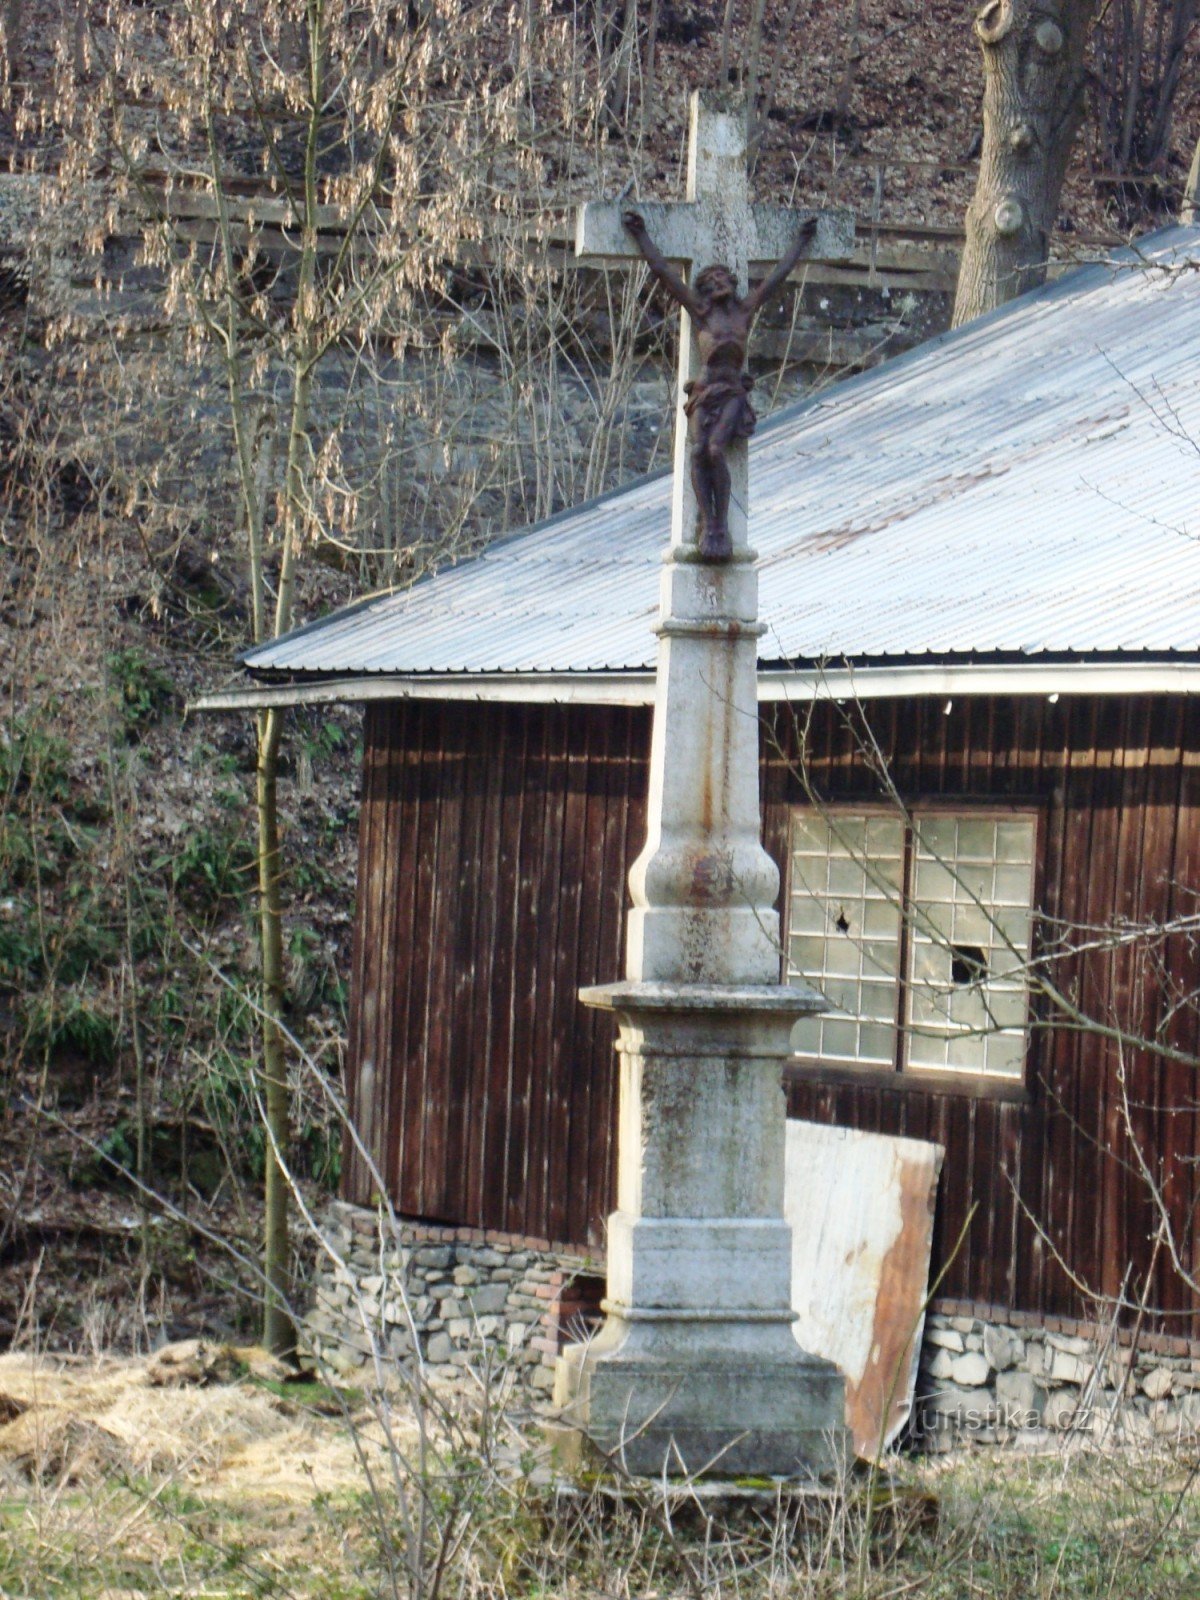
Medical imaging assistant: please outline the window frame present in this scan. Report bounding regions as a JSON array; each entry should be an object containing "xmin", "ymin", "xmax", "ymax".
[{"xmin": 783, "ymin": 799, "xmax": 1041, "ymax": 1104}]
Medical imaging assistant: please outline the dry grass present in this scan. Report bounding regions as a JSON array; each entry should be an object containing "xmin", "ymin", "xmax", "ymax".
[
  {"xmin": 0, "ymin": 1349, "xmax": 385, "ymax": 1489},
  {"xmin": 0, "ymin": 1349, "xmax": 415, "ymax": 1598},
  {"xmin": 1, "ymin": 1348, "xmax": 1199, "ymax": 1600}
]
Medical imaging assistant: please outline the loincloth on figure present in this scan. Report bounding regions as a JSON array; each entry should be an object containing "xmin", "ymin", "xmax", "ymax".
[{"xmin": 683, "ymin": 371, "xmax": 757, "ymax": 439}]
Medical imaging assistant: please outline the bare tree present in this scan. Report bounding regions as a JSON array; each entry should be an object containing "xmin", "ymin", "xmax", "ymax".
[
  {"xmin": 4, "ymin": 0, "xmax": 673, "ymax": 1352},
  {"xmin": 953, "ymin": 0, "xmax": 1098, "ymax": 326},
  {"xmin": 1093, "ymin": 0, "xmax": 1199, "ymax": 220}
]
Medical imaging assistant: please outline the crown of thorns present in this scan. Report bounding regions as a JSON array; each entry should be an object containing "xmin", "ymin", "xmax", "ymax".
[{"xmin": 693, "ymin": 263, "xmax": 737, "ymax": 294}]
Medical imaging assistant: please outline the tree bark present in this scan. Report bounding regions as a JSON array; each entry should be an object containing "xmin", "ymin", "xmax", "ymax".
[
  {"xmin": 257, "ymin": 706, "xmax": 291, "ymax": 1357},
  {"xmin": 253, "ymin": 0, "xmax": 323, "ymax": 1354},
  {"xmin": 953, "ymin": 0, "xmax": 1097, "ymax": 327}
]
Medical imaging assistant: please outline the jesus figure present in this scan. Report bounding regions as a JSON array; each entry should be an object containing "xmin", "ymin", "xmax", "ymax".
[{"xmin": 622, "ymin": 210, "xmax": 817, "ymax": 560}]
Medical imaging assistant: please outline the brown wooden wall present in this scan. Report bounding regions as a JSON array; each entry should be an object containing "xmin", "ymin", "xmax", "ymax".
[{"xmin": 346, "ymin": 693, "xmax": 1200, "ymax": 1331}]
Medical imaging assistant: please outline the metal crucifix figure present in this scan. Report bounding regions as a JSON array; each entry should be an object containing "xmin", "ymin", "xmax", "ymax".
[
  {"xmin": 621, "ymin": 210, "xmax": 816, "ymax": 560},
  {"xmin": 574, "ymin": 94, "xmax": 853, "ymax": 564}
]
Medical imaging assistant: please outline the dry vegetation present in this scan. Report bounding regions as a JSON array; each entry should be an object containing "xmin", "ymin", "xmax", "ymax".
[{"xmin": 0, "ymin": 1345, "xmax": 1198, "ymax": 1599}]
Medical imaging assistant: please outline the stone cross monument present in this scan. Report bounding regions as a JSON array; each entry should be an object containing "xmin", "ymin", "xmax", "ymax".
[{"xmin": 553, "ymin": 93, "xmax": 855, "ymax": 1477}]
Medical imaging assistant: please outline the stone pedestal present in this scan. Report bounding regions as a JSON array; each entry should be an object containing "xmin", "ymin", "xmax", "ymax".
[{"xmin": 554, "ymin": 984, "xmax": 846, "ymax": 1476}]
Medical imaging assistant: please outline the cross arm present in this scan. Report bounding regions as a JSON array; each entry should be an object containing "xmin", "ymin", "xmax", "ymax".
[
  {"xmin": 577, "ymin": 199, "xmax": 854, "ymax": 272},
  {"xmin": 747, "ymin": 205, "xmax": 855, "ymax": 270},
  {"xmin": 575, "ymin": 201, "xmax": 702, "ymax": 265}
]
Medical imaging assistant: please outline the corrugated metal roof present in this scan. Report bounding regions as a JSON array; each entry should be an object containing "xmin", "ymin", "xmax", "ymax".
[{"xmin": 245, "ymin": 225, "xmax": 1200, "ymax": 680}]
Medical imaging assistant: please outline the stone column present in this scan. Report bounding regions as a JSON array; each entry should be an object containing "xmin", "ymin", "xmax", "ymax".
[{"xmin": 554, "ymin": 544, "xmax": 847, "ymax": 1477}]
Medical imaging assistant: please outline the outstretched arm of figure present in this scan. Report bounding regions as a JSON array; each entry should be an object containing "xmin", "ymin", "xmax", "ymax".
[
  {"xmin": 743, "ymin": 216, "xmax": 818, "ymax": 316},
  {"xmin": 622, "ymin": 211, "xmax": 706, "ymax": 319}
]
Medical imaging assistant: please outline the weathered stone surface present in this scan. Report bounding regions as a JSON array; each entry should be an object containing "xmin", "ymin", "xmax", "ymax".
[
  {"xmin": 926, "ymin": 1348, "xmax": 956, "ymax": 1381},
  {"xmin": 326, "ymin": 1347, "xmax": 367, "ymax": 1377},
  {"xmin": 1049, "ymin": 1348, "xmax": 1089, "ymax": 1385},
  {"xmin": 469, "ymin": 1248, "xmax": 506, "ymax": 1268},
  {"xmin": 1043, "ymin": 1389, "xmax": 1079, "ymax": 1430},
  {"xmin": 950, "ymin": 1352, "xmax": 991, "ymax": 1388},
  {"xmin": 467, "ymin": 1283, "xmax": 509, "ymax": 1315},
  {"xmin": 1118, "ymin": 1406, "xmax": 1155, "ymax": 1442},
  {"xmin": 413, "ymin": 1247, "xmax": 452, "ymax": 1268},
  {"xmin": 1151, "ymin": 1399, "xmax": 1179, "ymax": 1434},
  {"xmin": 926, "ymin": 1327, "xmax": 966, "ymax": 1353},
  {"xmin": 425, "ymin": 1332, "xmax": 453, "ymax": 1363},
  {"xmin": 1046, "ymin": 1332, "xmax": 1092, "ymax": 1358},
  {"xmin": 453, "ymin": 1265, "xmax": 480, "ymax": 1287},
  {"xmin": 996, "ymin": 1369, "xmax": 1041, "ymax": 1425},
  {"xmin": 1142, "ymin": 1367, "xmax": 1174, "ymax": 1400},
  {"xmin": 925, "ymin": 1384, "xmax": 996, "ymax": 1424},
  {"xmin": 983, "ymin": 1324, "xmax": 1024, "ymax": 1373}
]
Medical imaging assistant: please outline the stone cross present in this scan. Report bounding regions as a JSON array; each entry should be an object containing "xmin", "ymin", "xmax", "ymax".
[
  {"xmin": 554, "ymin": 95, "xmax": 853, "ymax": 1479},
  {"xmin": 575, "ymin": 94, "xmax": 854, "ymax": 554}
]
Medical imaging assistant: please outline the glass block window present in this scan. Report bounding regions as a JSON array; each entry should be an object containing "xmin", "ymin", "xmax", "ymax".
[
  {"xmin": 788, "ymin": 813, "xmax": 904, "ymax": 1066},
  {"xmin": 906, "ymin": 815, "xmax": 1035, "ymax": 1078},
  {"xmin": 786, "ymin": 808, "xmax": 1037, "ymax": 1082}
]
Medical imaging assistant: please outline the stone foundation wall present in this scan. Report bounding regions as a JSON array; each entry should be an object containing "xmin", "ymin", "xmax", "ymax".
[
  {"xmin": 302, "ymin": 1201, "xmax": 603, "ymax": 1394},
  {"xmin": 305, "ymin": 1203, "xmax": 1200, "ymax": 1449},
  {"xmin": 916, "ymin": 1301, "xmax": 1200, "ymax": 1451}
]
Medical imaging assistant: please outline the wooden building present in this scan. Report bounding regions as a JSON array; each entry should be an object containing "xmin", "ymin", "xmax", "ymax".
[{"xmin": 215, "ymin": 225, "xmax": 1200, "ymax": 1339}]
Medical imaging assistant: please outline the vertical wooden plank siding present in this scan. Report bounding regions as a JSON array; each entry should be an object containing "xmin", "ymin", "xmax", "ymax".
[{"xmin": 347, "ymin": 695, "xmax": 1199, "ymax": 1327}]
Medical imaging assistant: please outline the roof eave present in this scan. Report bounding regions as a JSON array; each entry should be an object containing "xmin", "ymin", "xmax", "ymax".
[{"xmin": 192, "ymin": 655, "xmax": 1200, "ymax": 714}]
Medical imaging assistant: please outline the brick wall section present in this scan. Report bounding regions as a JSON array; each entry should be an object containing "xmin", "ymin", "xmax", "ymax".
[{"xmin": 302, "ymin": 1201, "xmax": 602, "ymax": 1393}]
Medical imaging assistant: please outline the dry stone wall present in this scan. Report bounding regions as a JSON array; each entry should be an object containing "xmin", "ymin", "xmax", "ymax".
[
  {"xmin": 916, "ymin": 1304, "xmax": 1200, "ymax": 1451},
  {"xmin": 302, "ymin": 1201, "xmax": 602, "ymax": 1394},
  {"xmin": 307, "ymin": 1203, "xmax": 1200, "ymax": 1452}
]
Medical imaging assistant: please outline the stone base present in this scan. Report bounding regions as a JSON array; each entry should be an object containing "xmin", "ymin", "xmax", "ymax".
[
  {"xmin": 547, "ymin": 1469, "xmax": 843, "ymax": 1529},
  {"xmin": 554, "ymin": 1316, "xmax": 847, "ymax": 1478}
]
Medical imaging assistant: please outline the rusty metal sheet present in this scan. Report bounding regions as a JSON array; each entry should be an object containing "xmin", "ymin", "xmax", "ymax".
[{"xmin": 785, "ymin": 1119, "xmax": 944, "ymax": 1460}]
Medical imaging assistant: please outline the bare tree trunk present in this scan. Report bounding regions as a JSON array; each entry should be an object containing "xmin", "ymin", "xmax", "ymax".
[
  {"xmin": 953, "ymin": 0, "xmax": 1097, "ymax": 327},
  {"xmin": 4, "ymin": 0, "xmax": 24, "ymax": 74},
  {"xmin": 743, "ymin": 0, "xmax": 768, "ymax": 114},
  {"xmin": 719, "ymin": 0, "xmax": 736, "ymax": 85},
  {"xmin": 832, "ymin": 0, "xmax": 864, "ymax": 124},
  {"xmin": 641, "ymin": 0, "xmax": 658, "ymax": 133},
  {"xmin": 256, "ymin": 704, "xmax": 291, "ymax": 1356},
  {"xmin": 603, "ymin": 0, "xmax": 638, "ymax": 128}
]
